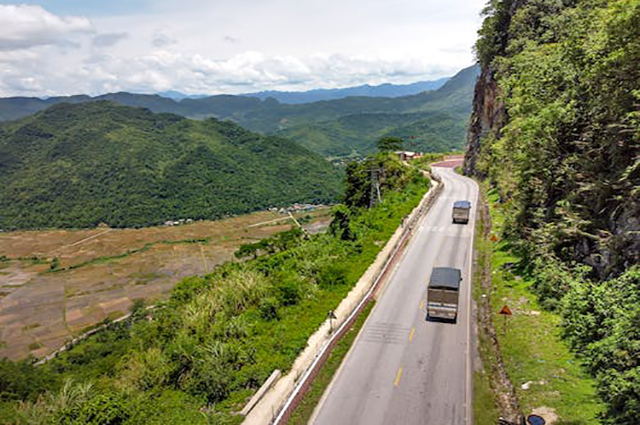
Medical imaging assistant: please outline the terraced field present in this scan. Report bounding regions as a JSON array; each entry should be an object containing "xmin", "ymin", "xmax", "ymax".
[{"xmin": 0, "ymin": 208, "xmax": 331, "ymax": 360}]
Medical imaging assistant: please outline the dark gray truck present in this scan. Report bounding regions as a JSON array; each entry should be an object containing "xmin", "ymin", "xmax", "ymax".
[
  {"xmin": 427, "ymin": 267, "xmax": 462, "ymax": 322},
  {"xmin": 452, "ymin": 200, "xmax": 471, "ymax": 224}
]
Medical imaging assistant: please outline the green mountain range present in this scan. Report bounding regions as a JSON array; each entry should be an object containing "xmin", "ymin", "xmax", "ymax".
[
  {"xmin": 0, "ymin": 102, "xmax": 342, "ymax": 230},
  {"xmin": 0, "ymin": 65, "xmax": 479, "ymax": 157},
  {"xmin": 275, "ymin": 64, "xmax": 478, "ymax": 157}
]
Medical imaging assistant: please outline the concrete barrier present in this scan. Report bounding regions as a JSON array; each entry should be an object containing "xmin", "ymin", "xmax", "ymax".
[{"xmin": 243, "ymin": 175, "xmax": 443, "ymax": 425}]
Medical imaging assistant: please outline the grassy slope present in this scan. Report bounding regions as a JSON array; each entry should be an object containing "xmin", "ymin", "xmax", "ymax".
[
  {"xmin": 475, "ymin": 187, "xmax": 604, "ymax": 423},
  {"xmin": 0, "ymin": 156, "xmax": 429, "ymax": 424}
]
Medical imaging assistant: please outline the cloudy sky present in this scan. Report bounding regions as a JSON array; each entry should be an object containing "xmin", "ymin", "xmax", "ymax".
[{"xmin": 0, "ymin": 1, "xmax": 486, "ymax": 97}]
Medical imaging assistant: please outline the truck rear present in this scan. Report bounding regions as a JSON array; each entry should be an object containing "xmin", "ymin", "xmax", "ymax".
[
  {"xmin": 452, "ymin": 200, "xmax": 471, "ymax": 224},
  {"xmin": 427, "ymin": 267, "xmax": 461, "ymax": 322}
]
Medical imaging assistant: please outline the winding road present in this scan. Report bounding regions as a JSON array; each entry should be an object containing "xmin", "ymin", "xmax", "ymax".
[{"xmin": 311, "ymin": 164, "xmax": 479, "ymax": 425}]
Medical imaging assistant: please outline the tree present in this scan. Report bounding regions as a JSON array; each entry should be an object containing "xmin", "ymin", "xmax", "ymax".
[
  {"xmin": 377, "ymin": 136, "xmax": 404, "ymax": 152},
  {"xmin": 329, "ymin": 204, "xmax": 355, "ymax": 241}
]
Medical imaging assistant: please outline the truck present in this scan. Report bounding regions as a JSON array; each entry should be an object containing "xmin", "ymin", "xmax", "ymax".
[
  {"xmin": 452, "ymin": 200, "xmax": 471, "ymax": 224},
  {"xmin": 427, "ymin": 267, "xmax": 462, "ymax": 322}
]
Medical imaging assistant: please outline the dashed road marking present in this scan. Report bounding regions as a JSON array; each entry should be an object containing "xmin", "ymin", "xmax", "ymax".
[{"xmin": 394, "ymin": 367, "xmax": 403, "ymax": 387}]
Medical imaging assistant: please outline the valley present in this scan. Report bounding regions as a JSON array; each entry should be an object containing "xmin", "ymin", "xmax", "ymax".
[
  {"xmin": 0, "ymin": 208, "xmax": 331, "ymax": 361},
  {"xmin": 0, "ymin": 0, "xmax": 636, "ymax": 423}
]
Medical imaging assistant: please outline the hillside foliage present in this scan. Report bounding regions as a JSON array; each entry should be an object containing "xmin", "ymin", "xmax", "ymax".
[
  {"xmin": 0, "ymin": 102, "xmax": 342, "ymax": 230},
  {"xmin": 472, "ymin": 0, "xmax": 639, "ymax": 422},
  {"xmin": 0, "ymin": 154, "xmax": 428, "ymax": 424}
]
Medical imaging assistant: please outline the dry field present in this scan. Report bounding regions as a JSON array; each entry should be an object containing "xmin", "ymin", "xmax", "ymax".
[{"xmin": 0, "ymin": 209, "xmax": 331, "ymax": 360}]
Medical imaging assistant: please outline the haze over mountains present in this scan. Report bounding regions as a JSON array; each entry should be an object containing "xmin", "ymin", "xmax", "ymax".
[
  {"xmin": 158, "ymin": 77, "xmax": 450, "ymax": 103},
  {"xmin": 239, "ymin": 77, "xmax": 450, "ymax": 104}
]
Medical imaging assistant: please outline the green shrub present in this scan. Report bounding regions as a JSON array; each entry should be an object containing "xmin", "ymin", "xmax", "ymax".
[
  {"xmin": 318, "ymin": 263, "xmax": 349, "ymax": 289},
  {"xmin": 259, "ymin": 297, "xmax": 280, "ymax": 321}
]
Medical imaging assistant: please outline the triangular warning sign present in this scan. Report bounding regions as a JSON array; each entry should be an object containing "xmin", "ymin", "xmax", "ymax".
[{"xmin": 499, "ymin": 305, "xmax": 513, "ymax": 316}]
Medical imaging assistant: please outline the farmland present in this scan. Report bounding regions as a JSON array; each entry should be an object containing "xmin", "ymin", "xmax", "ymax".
[{"xmin": 0, "ymin": 208, "xmax": 330, "ymax": 361}]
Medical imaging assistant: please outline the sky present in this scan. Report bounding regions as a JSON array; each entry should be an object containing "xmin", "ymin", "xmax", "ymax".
[{"xmin": 0, "ymin": 1, "xmax": 487, "ymax": 97}]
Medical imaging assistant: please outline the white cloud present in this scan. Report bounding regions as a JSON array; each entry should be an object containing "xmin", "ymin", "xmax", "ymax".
[
  {"xmin": 92, "ymin": 32, "xmax": 128, "ymax": 48},
  {"xmin": 151, "ymin": 29, "xmax": 176, "ymax": 48},
  {"xmin": 0, "ymin": 1, "xmax": 486, "ymax": 97},
  {"xmin": 0, "ymin": 4, "xmax": 92, "ymax": 50}
]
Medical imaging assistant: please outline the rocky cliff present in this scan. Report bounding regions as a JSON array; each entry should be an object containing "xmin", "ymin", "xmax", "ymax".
[
  {"xmin": 462, "ymin": 66, "xmax": 505, "ymax": 177},
  {"xmin": 464, "ymin": 0, "xmax": 639, "ymax": 279}
]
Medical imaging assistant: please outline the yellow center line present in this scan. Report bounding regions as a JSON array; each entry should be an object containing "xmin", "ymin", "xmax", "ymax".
[
  {"xmin": 394, "ymin": 367, "xmax": 403, "ymax": 387},
  {"xmin": 419, "ymin": 299, "xmax": 425, "ymax": 310},
  {"xmin": 409, "ymin": 327, "xmax": 415, "ymax": 342}
]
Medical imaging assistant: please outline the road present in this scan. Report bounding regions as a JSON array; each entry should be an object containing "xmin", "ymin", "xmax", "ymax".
[{"xmin": 311, "ymin": 165, "xmax": 478, "ymax": 425}]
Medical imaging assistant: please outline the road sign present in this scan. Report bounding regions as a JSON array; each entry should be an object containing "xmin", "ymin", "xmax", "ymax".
[
  {"xmin": 499, "ymin": 305, "xmax": 512, "ymax": 335},
  {"xmin": 499, "ymin": 305, "xmax": 513, "ymax": 316}
]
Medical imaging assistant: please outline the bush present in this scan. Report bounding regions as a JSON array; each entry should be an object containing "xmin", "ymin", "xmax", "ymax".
[
  {"xmin": 259, "ymin": 297, "xmax": 280, "ymax": 321},
  {"xmin": 68, "ymin": 392, "xmax": 130, "ymax": 425},
  {"xmin": 318, "ymin": 263, "xmax": 349, "ymax": 289}
]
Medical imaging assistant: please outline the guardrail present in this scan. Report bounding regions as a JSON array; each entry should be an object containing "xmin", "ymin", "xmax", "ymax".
[{"xmin": 265, "ymin": 173, "xmax": 444, "ymax": 425}]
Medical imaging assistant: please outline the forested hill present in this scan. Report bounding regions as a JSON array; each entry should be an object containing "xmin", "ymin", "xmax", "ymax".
[
  {"xmin": 465, "ymin": 0, "xmax": 638, "ymax": 422},
  {"xmin": 0, "ymin": 65, "xmax": 479, "ymax": 157},
  {"xmin": 276, "ymin": 64, "xmax": 480, "ymax": 157},
  {"xmin": 0, "ymin": 102, "xmax": 342, "ymax": 230}
]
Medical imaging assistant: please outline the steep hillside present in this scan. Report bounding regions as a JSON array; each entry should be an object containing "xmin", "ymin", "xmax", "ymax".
[
  {"xmin": 277, "ymin": 111, "xmax": 467, "ymax": 157},
  {"xmin": 466, "ymin": 0, "xmax": 638, "ymax": 422},
  {"xmin": 0, "ymin": 102, "xmax": 342, "ymax": 230}
]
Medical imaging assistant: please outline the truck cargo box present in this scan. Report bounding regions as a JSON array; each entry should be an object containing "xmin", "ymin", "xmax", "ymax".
[
  {"xmin": 452, "ymin": 200, "xmax": 471, "ymax": 224},
  {"xmin": 427, "ymin": 267, "xmax": 461, "ymax": 322}
]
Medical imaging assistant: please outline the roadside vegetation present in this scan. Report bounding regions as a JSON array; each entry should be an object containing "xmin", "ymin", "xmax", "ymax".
[
  {"xmin": 471, "ymin": 1, "xmax": 638, "ymax": 423},
  {"xmin": 0, "ymin": 153, "xmax": 429, "ymax": 424},
  {"xmin": 474, "ymin": 184, "xmax": 605, "ymax": 424}
]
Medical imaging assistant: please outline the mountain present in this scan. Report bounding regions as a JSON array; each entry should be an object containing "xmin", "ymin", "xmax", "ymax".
[
  {"xmin": 240, "ymin": 77, "xmax": 450, "ymax": 104},
  {"xmin": 157, "ymin": 90, "xmax": 208, "ymax": 100},
  {"xmin": 0, "ymin": 102, "xmax": 343, "ymax": 230},
  {"xmin": 276, "ymin": 65, "xmax": 479, "ymax": 156},
  {"xmin": 0, "ymin": 64, "xmax": 479, "ymax": 157}
]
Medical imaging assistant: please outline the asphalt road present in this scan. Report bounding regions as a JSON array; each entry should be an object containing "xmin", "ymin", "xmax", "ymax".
[{"xmin": 311, "ymin": 166, "xmax": 478, "ymax": 425}]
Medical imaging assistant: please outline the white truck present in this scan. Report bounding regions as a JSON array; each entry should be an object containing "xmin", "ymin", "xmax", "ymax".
[
  {"xmin": 452, "ymin": 200, "xmax": 471, "ymax": 224},
  {"xmin": 427, "ymin": 267, "xmax": 462, "ymax": 322}
]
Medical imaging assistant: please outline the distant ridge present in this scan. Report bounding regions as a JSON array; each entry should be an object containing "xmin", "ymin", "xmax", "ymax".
[
  {"xmin": 239, "ymin": 77, "xmax": 450, "ymax": 104},
  {"xmin": 0, "ymin": 64, "xmax": 480, "ymax": 157}
]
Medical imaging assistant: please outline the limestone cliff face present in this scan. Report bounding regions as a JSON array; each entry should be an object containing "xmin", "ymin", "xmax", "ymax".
[
  {"xmin": 463, "ymin": 0, "xmax": 638, "ymax": 279},
  {"xmin": 462, "ymin": 66, "xmax": 506, "ymax": 177}
]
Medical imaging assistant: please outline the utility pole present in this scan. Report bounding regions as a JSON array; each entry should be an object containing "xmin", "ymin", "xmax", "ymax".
[{"xmin": 369, "ymin": 167, "xmax": 381, "ymax": 208}]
